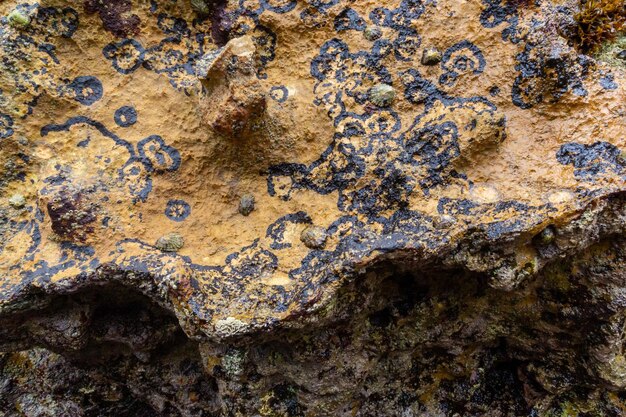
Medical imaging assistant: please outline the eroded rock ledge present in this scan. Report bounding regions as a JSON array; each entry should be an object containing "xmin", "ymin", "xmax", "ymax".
[{"xmin": 0, "ymin": 0, "xmax": 625, "ymax": 415}]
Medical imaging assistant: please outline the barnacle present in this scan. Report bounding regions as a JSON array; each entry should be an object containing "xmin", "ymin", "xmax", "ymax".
[
  {"xmin": 155, "ymin": 232, "xmax": 185, "ymax": 252},
  {"xmin": 8, "ymin": 193, "xmax": 25, "ymax": 208},
  {"xmin": 363, "ymin": 26, "xmax": 382, "ymax": 41},
  {"xmin": 368, "ymin": 83, "xmax": 396, "ymax": 107}
]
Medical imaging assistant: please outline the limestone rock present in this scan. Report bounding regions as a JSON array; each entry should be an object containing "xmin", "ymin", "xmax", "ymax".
[{"xmin": 0, "ymin": 0, "xmax": 625, "ymax": 415}]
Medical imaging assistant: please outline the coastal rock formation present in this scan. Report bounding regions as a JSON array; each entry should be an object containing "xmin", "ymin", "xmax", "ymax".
[{"xmin": 0, "ymin": 0, "xmax": 625, "ymax": 415}]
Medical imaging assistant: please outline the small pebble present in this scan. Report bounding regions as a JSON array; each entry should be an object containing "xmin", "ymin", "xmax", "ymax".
[
  {"xmin": 8, "ymin": 194, "xmax": 25, "ymax": 209},
  {"xmin": 617, "ymin": 50, "xmax": 626, "ymax": 61},
  {"xmin": 238, "ymin": 194, "xmax": 255, "ymax": 216},
  {"xmin": 363, "ymin": 26, "xmax": 382, "ymax": 41},
  {"xmin": 369, "ymin": 83, "xmax": 395, "ymax": 107},
  {"xmin": 155, "ymin": 232, "xmax": 184, "ymax": 252},
  {"xmin": 421, "ymin": 47, "xmax": 442, "ymax": 66},
  {"xmin": 300, "ymin": 226, "xmax": 327, "ymax": 249}
]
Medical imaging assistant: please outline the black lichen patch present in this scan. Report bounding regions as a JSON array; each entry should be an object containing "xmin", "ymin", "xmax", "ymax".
[
  {"xmin": 556, "ymin": 141, "xmax": 625, "ymax": 180},
  {"xmin": 512, "ymin": 38, "xmax": 594, "ymax": 109},
  {"xmin": 84, "ymin": 0, "xmax": 140, "ymax": 38}
]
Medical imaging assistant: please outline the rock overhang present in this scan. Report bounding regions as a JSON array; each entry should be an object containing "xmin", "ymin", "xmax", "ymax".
[{"xmin": 0, "ymin": 0, "xmax": 624, "ymax": 342}]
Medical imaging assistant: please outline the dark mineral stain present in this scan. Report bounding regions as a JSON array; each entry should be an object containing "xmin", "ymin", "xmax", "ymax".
[{"xmin": 84, "ymin": 0, "xmax": 140, "ymax": 38}]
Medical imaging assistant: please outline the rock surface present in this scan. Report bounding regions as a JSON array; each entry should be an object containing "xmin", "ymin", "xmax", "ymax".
[{"xmin": 0, "ymin": 0, "xmax": 625, "ymax": 415}]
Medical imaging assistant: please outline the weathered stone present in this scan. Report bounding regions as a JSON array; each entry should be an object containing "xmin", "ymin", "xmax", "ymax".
[
  {"xmin": 0, "ymin": 0, "xmax": 625, "ymax": 415},
  {"xmin": 197, "ymin": 36, "xmax": 267, "ymax": 138}
]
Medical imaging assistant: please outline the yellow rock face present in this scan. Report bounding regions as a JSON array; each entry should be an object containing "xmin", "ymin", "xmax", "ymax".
[{"xmin": 0, "ymin": 0, "xmax": 624, "ymax": 341}]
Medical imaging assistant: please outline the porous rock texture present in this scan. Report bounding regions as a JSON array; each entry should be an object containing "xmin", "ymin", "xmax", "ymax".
[{"xmin": 0, "ymin": 0, "xmax": 625, "ymax": 415}]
